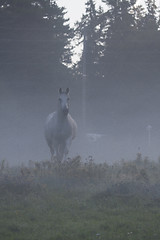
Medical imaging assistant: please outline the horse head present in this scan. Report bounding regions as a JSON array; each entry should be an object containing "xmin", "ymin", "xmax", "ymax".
[{"xmin": 58, "ymin": 88, "xmax": 70, "ymax": 116}]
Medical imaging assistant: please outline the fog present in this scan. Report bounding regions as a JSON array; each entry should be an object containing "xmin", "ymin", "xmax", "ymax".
[
  {"xmin": 0, "ymin": 0, "xmax": 160, "ymax": 166},
  {"xmin": 1, "ymin": 73, "xmax": 160, "ymax": 166}
]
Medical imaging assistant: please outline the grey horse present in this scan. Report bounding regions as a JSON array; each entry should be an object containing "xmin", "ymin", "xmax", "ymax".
[{"xmin": 45, "ymin": 88, "xmax": 77, "ymax": 161}]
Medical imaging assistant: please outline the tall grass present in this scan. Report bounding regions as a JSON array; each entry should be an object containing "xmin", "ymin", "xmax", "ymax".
[
  {"xmin": 1, "ymin": 153, "xmax": 160, "ymax": 195},
  {"xmin": 35, "ymin": 153, "xmax": 160, "ymax": 193},
  {"xmin": 1, "ymin": 153, "xmax": 160, "ymax": 240}
]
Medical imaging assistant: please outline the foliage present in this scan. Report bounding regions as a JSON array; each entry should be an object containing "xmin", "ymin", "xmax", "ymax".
[
  {"xmin": 75, "ymin": 0, "xmax": 160, "ymax": 79},
  {"xmin": 0, "ymin": 0, "xmax": 73, "ymax": 88},
  {"xmin": 74, "ymin": 0, "xmax": 104, "ymax": 84},
  {"xmin": 73, "ymin": 0, "xmax": 160, "ymax": 129}
]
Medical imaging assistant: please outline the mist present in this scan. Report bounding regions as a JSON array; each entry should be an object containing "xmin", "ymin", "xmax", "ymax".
[
  {"xmin": 1, "ymin": 71, "xmax": 160, "ymax": 166},
  {"xmin": 0, "ymin": 0, "xmax": 160, "ymax": 165}
]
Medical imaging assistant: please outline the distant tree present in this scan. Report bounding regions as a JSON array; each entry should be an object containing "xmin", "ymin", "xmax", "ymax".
[
  {"xmin": 73, "ymin": 0, "xmax": 107, "ymax": 128},
  {"xmin": 73, "ymin": 0, "xmax": 160, "ymax": 131},
  {"xmin": 0, "ymin": 0, "xmax": 73, "ymax": 79},
  {"xmin": 127, "ymin": 0, "xmax": 160, "ymax": 74},
  {"xmin": 75, "ymin": 1, "xmax": 102, "ymax": 73},
  {"xmin": 74, "ymin": 0, "xmax": 106, "ymax": 94},
  {"xmin": 143, "ymin": 0, "xmax": 159, "ymax": 30},
  {"xmin": 102, "ymin": 0, "xmax": 136, "ymax": 37},
  {"xmin": 99, "ymin": 0, "xmax": 138, "ymax": 77}
]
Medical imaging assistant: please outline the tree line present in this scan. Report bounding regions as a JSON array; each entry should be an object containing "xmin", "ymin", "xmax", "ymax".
[
  {"xmin": 75, "ymin": 0, "xmax": 160, "ymax": 87},
  {"xmin": 0, "ymin": 0, "xmax": 160, "ymax": 120},
  {"xmin": 0, "ymin": 0, "xmax": 159, "ymax": 77},
  {"xmin": 0, "ymin": 0, "xmax": 73, "ymax": 89}
]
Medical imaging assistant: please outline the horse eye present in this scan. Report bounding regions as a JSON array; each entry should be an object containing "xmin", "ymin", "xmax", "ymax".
[
  {"xmin": 59, "ymin": 98, "xmax": 61, "ymax": 102},
  {"xmin": 67, "ymin": 98, "xmax": 70, "ymax": 101}
]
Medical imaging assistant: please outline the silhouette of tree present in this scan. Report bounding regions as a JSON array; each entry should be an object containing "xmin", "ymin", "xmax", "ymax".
[
  {"xmin": 143, "ymin": 0, "xmax": 159, "ymax": 30},
  {"xmin": 74, "ymin": 0, "xmax": 106, "ymax": 97},
  {"xmin": 0, "ymin": 0, "xmax": 73, "ymax": 82},
  {"xmin": 99, "ymin": 0, "xmax": 137, "ymax": 77}
]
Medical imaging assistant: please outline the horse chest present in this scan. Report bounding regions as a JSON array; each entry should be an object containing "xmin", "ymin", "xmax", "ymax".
[{"xmin": 55, "ymin": 120, "xmax": 71, "ymax": 140}]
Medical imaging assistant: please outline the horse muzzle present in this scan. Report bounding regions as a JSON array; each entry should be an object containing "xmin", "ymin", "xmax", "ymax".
[{"xmin": 63, "ymin": 107, "xmax": 69, "ymax": 115}]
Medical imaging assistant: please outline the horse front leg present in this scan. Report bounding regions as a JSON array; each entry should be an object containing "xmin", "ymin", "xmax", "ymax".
[
  {"xmin": 57, "ymin": 142, "xmax": 65, "ymax": 162},
  {"xmin": 64, "ymin": 137, "xmax": 72, "ymax": 161},
  {"xmin": 50, "ymin": 141, "xmax": 59, "ymax": 162},
  {"xmin": 48, "ymin": 143, "xmax": 55, "ymax": 161}
]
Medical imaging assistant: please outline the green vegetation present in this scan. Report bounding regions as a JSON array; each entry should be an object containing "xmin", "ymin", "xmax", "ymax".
[{"xmin": 0, "ymin": 155, "xmax": 160, "ymax": 240}]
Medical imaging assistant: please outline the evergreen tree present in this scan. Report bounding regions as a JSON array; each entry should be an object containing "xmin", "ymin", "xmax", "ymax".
[
  {"xmin": 100, "ymin": 0, "xmax": 137, "ymax": 77},
  {"xmin": 0, "ymin": 0, "xmax": 73, "ymax": 78},
  {"xmin": 73, "ymin": 0, "xmax": 106, "ymax": 128},
  {"xmin": 75, "ymin": 0, "xmax": 105, "ymax": 86},
  {"xmin": 143, "ymin": 0, "xmax": 159, "ymax": 30},
  {"xmin": 74, "ymin": 0, "xmax": 160, "ymax": 132},
  {"xmin": 128, "ymin": 0, "xmax": 160, "ymax": 74}
]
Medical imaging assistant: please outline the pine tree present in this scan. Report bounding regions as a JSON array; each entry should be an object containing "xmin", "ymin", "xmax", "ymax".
[
  {"xmin": 0, "ymin": 0, "xmax": 72, "ymax": 71},
  {"xmin": 100, "ymin": 0, "xmax": 137, "ymax": 77},
  {"xmin": 143, "ymin": 0, "xmax": 159, "ymax": 30},
  {"xmin": 75, "ymin": 0, "xmax": 104, "ymax": 81}
]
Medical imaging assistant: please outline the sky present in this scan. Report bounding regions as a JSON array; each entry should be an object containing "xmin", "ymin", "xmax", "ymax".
[
  {"xmin": 58, "ymin": 0, "xmax": 160, "ymax": 26},
  {"xmin": 58, "ymin": 0, "xmax": 105, "ymax": 25}
]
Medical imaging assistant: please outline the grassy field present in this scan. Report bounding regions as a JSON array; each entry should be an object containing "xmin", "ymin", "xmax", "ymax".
[{"xmin": 0, "ymin": 154, "xmax": 160, "ymax": 240}]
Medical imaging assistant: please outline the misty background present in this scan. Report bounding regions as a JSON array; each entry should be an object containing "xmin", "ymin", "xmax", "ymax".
[{"xmin": 0, "ymin": 0, "xmax": 160, "ymax": 165}]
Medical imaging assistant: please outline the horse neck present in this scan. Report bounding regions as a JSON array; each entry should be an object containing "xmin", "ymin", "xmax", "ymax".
[{"xmin": 57, "ymin": 105, "xmax": 67, "ymax": 122}]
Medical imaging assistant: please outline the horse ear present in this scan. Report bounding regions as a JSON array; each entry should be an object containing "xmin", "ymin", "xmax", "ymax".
[
  {"xmin": 59, "ymin": 88, "xmax": 62, "ymax": 94},
  {"xmin": 66, "ymin": 88, "xmax": 69, "ymax": 94}
]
